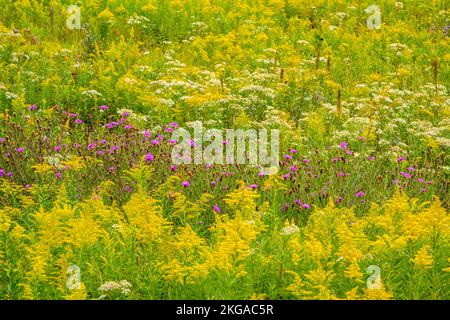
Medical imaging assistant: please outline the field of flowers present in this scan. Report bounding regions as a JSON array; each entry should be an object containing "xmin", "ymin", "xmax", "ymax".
[{"xmin": 0, "ymin": 0, "xmax": 449, "ymax": 300}]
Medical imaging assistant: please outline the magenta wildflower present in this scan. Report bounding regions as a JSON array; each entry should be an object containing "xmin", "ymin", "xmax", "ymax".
[
  {"xmin": 24, "ymin": 184, "xmax": 31, "ymax": 189},
  {"xmin": 397, "ymin": 157, "xmax": 405, "ymax": 162},
  {"xmin": 338, "ymin": 141, "xmax": 348, "ymax": 150},
  {"xmin": 290, "ymin": 149, "xmax": 298, "ymax": 154},
  {"xmin": 282, "ymin": 173, "xmax": 290, "ymax": 180},
  {"xmin": 99, "ymin": 105, "xmax": 109, "ymax": 111},
  {"xmin": 6, "ymin": 172, "xmax": 13, "ymax": 177},
  {"xmin": 69, "ymin": 113, "xmax": 77, "ymax": 118},
  {"xmin": 74, "ymin": 119, "xmax": 84, "ymax": 124},
  {"xmin": 368, "ymin": 156, "xmax": 375, "ymax": 161},
  {"xmin": 420, "ymin": 188, "xmax": 426, "ymax": 193},
  {"xmin": 290, "ymin": 166, "xmax": 298, "ymax": 172},
  {"xmin": 54, "ymin": 145, "xmax": 61, "ymax": 152},
  {"xmin": 213, "ymin": 204, "xmax": 221, "ymax": 213},
  {"xmin": 124, "ymin": 125, "xmax": 133, "ymax": 130},
  {"xmin": 400, "ymin": 171, "xmax": 412, "ymax": 179},
  {"xmin": 407, "ymin": 166, "xmax": 415, "ymax": 172},
  {"xmin": 303, "ymin": 203, "xmax": 311, "ymax": 209},
  {"xmin": 249, "ymin": 184, "xmax": 258, "ymax": 189},
  {"xmin": 144, "ymin": 153, "xmax": 154, "ymax": 162},
  {"xmin": 182, "ymin": 181, "xmax": 190, "ymax": 187},
  {"xmin": 0, "ymin": 138, "xmax": 5, "ymax": 143},
  {"xmin": 283, "ymin": 154, "xmax": 292, "ymax": 160},
  {"xmin": 29, "ymin": 104, "xmax": 37, "ymax": 111},
  {"xmin": 169, "ymin": 122, "xmax": 178, "ymax": 129},
  {"xmin": 16, "ymin": 147, "xmax": 25, "ymax": 153},
  {"xmin": 355, "ymin": 190, "xmax": 365, "ymax": 198},
  {"xmin": 170, "ymin": 165, "xmax": 177, "ymax": 172},
  {"xmin": 302, "ymin": 159, "xmax": 310, "ymax": 164},
  {"xmin": 418, "ymin": 178, "xmax": 424, "ymax": 183},
  {"xmin": 0, "ymin": 169, "xmax": 4, "ymax": 177}
]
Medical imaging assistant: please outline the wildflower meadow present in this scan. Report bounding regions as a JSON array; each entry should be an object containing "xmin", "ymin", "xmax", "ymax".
[{"xmin": 0, "ymin": 0, "xmax": 449, "ymax": 301}]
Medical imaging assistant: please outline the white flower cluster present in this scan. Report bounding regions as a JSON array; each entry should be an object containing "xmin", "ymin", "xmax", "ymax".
[
  {"xmin": 281, "ymin": 224, "xmax": 300, "ymax": 236},
  {"xmin": 98, "ymin": 280, "xmax": 132, "ymax": 295}
]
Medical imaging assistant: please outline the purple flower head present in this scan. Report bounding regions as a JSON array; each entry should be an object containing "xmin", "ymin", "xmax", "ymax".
[
  {"xmin": 249, "ymin": 184, "xmax": 258, "ymax": 189},
  {"xmin": 355, "ymin": 190, "xmax": 365, "ymax": 198},
  {"xmin": 303, "ymin": 203, "xmax": 311, "ymax": 209},
  {"xmin": 24, "ymin": 184, "xmax": 31, "ymax": 189},
  {"xmin": 368, "ymin": 156, "xmax": 375, "ymax": 161},
  {"xmin": 0, "ymin": 169, "xmax": 4, "ymax": 177},
  {"xmin": 54, "ymin": 145, "xmax": 61, "ymax": 152},
  {"xmin": 290, "ymin": 149, "xmax": 298, "ymax": 154},
  {"xmin": 283, "ymin": 154, "xmax": 292, "ymax": 160},
  {"xmin": 75, "ymin": 119, "xmax": 84, "ymax": 124},
  {"xmin": 170, "ymin": 165, "xmax": 177, "ymax": 172},
  {"xmin": 99, "ymin": 105, "xmax": 109, "ymax": 111},
  {"xmin": 144, "ymin": 153, "xmax": 154, "ymax": 162},
  {"xmin": 290, "ymin": 166, "xmax": 298, "ymax": 172},
  {"xmin": 29, "ymin": 105, "xmax": 37, "ymax": 111},
  {"xmin": 0, "ymin": 138, "xmax": 5, "ymax": 143},
  {"xmin": 182, "ymin": 181, "xmax": 190, "ymax": 188},
  {"xmin": 397, "ymin": 157, "xmax": 405, "ymax": 163},
  {"xmin": 6, "ymin": 171, "xmax": 13, "ymax": 177},
  {"xmin": 124, "ymin": 125, "xmax": 133, "ymax": 130},
  {"xmin": 400, "ymin": 171, "xmax": 412, "ymax": 179},
  {"xmin": 418, "ymin": 178, "xmax": 424, "ymax": 183},
  {"xmin": 420, "ymin": 188, "xmax": 426, "ymax": 193},
  {"xmin": 302, "ymin": 159, "xmax": 310, "ymax": 164},
  {"xmin": 169, "ymin": 122, "xmax": 178, "ymax": 129},
  {"xmin": 407, "ymin": 166, "xmax": 415, "ymax": 172},
  {"xmin": 69, "ymin": 113, "xmax": 77, "ymax": 118},
  {"xmin": 16, "ymin": 147, "xmax": 25, "ymax": 153},
  {"xmin": 213, "ymin": 204, "xmax": 221, "ymax": 213},
  {"xmin": 338, "ymin": 141, "xmax": 348, "ymax": 150}
]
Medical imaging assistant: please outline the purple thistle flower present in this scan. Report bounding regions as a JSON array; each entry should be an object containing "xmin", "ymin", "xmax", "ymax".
[
  {"xmin": 355, "ymin": 190, "xmax": 365, "ymax": 198},
  {"xmin": 302, "ymin": 203, "xmax": 311, "ymax": 209},
  {"xmin": 144, "ymin": 153, "xmax": 154, "ymax": 162},
  {"xmin": 213, "ymin": 204, "xmax": 221, "ymax": 213},
  {"xmin": 400, "ymin": 171, "xmax": 412, "ymax": 179},
  {"xmin": 182, "ymin": 181, "xmax": 190, "ymax": 188},
  {"xmin": 29, "ymin": 104, "xmax": 37, "ymax": 111},
  {"xmin": 74, "ymin": 119, "xmax": 84, "ymax": 124},
  {"xmin": 249, "ymin": 184, "xmax": 258, "ymax": 189},
  {"xmin": 16, "ymin": 147, "xmax": 25, "ymax": 153},
  {"xmin": 99, "ymin": 105, "xmax": 109, "ymax": 111},
  {"xmin": 54, "ymin": 145, "xmax": 61, "ymax": 152}
]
